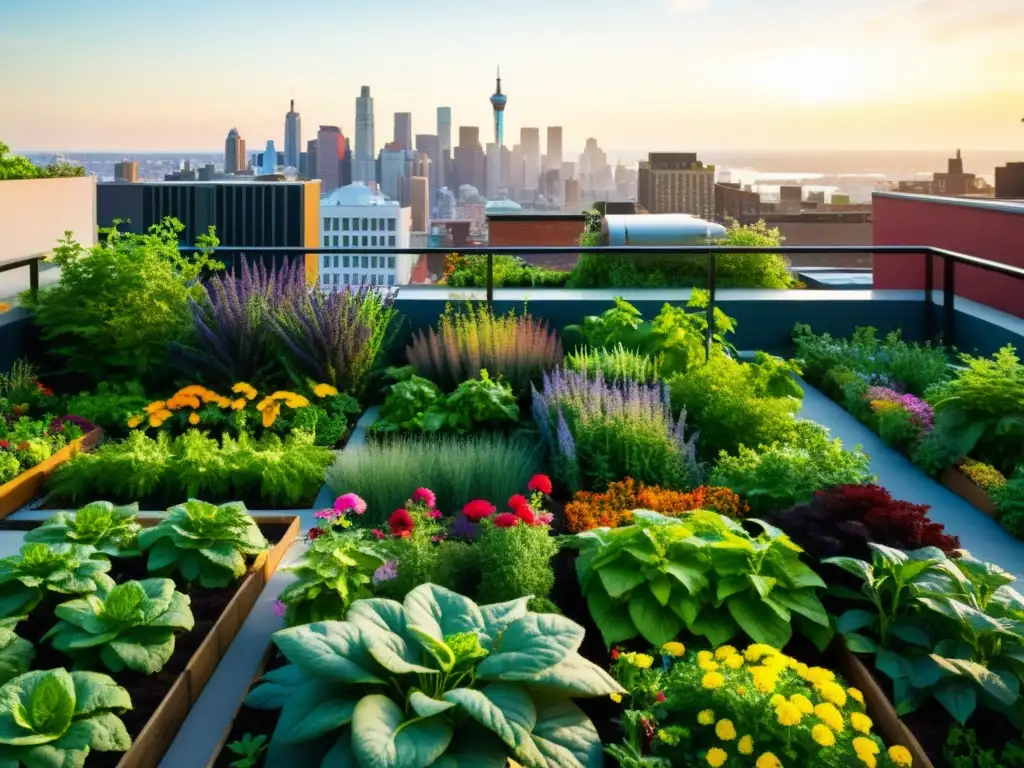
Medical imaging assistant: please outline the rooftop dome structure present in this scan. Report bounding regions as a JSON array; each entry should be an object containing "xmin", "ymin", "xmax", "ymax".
[
  {"xmin": 323, "ymin": 183, "xmax": 393, "ymax": 206},
  {"xmin": 484, "ymin": 199, "xmax": 522, "ymax": 213}
]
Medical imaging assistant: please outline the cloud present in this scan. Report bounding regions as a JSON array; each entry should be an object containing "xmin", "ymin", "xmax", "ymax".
[
  {"xmin": 915, "ymin": 0, "xmax": 1024, "ymax": 40},
  {"xmin": 663, "ymin": 0, "xmax": 711, "ymax": 15}
]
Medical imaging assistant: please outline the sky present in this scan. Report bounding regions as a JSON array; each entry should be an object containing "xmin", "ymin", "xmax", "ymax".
[{"xmin": 1, "ymin": 0, "xmax": 1023, "ymax": 154}]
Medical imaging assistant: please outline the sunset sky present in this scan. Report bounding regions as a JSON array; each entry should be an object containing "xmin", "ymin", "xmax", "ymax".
[{"xmin": 2, "ymin": 0, "xmax": 1022, "ymax": 153}]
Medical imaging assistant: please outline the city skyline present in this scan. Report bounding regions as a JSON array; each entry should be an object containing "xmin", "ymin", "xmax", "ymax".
[{"xmin": 2, "ymin": 0, "xmax": 1022, "ymax": 153}]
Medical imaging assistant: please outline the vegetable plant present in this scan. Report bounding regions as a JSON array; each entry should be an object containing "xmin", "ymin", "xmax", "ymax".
[
  {"xmin": 25, "ymin": 501, "xmax": 142, "ymax": 558},
  {"xmin": 373, "ymin": 374, "xmax": 444, "ymax": 432},
  {"xmin": 0, "ymin": 621, "xmax": 34, "ymax": 686},
  {"xmin": 226, "ymin": 733, "xmax": 268, "ymax": 768},
  {"xmin": 0, "ymin": 668, "xmax": 132, "ymax": 767},
  {"xmin": 569, "ymin": 510, "xmax": 832, "ymax": 649},
  {"xmin": 245, "ymin": 584, "xmax": 622, "ymax": 767},
  {"xmin": 0, "ymin": 544, "xmax": 114, "ymax": 618},
  {"xmin": 44, "ymin": 579, "xmax": 194, "ymax": 675},
  {"xmin": 137, "ymin": 499, "xmax": 268, "ymax": 588}
]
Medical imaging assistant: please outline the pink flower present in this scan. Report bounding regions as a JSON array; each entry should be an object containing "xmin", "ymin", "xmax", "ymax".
[
  {"xmin": 527, "ymin": 474, "xmax": 552, "ymax": 494},
  {"xmin": 426, "ymin": 509, "xmax": 442, "ymax": 519},
  {"xmin": 535, "ymin": 512, "xmax": 554, "ymax": 526},
  {"xmin": 334, "ymin": 493, "xmax": 367, "ymax": 515},
  {"xmin": 314, "ymin": 509, "xmax": 333, "ymax": 520},
  {"xmin": 371, "ymin": 528, "xmax": 386, "ymax": 540},
  {"xmin": 463, "ymin": 499, "xmax": 496, "ymax": 522},
  {"xmin": 389, "ymin": 508, "xmax": 415, "ymax": 538},
  {"xmin": 411, "ymin": 487, "xmax": 436, "ymax": 508},
  {"xmin": 431, "ymin": 534, "xmax": 448, "ymax": 543},
  {"xmin": 508, "ymin": 494, "xmax": 530, "ymax": 511},
  {"xmin": 493, "ymin": 513, "xmax": 520, "ymax": 528},
  {"xmin": 655, "ymin": 691, "xmax": 666, "ymax": 703},
  {"xmin": 273, "ymin": 599, "xmax": 286, "ymax": 618}
]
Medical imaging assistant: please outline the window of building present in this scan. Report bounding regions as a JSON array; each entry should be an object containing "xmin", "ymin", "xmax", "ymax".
[
  {"xmin": 343, "ymin": 235, "xmax": 349, "ymax": 247},
  {"xmin": 372, "ymin": 236, "xmax": 377, "ymax": 246},
  {"xmin": 333, "ymin": 217, "xmax": 340, "ymax": 231},
  {"xmin": 343, "ymin": 273, "xmax": 349, "ymax": 284},
  {"xmin": 371, "ymin": 274, "xmax": 377, "ymax": 285},
  {"xmin": 387, "ymin": 218, "xmax": 396, "ymax": 231},
  {"xmin": 342, "ymin": 218, "xmax": 350, "ymax": 231},
  {"xmin": 387, "ymin": 256, "xmax": 395, "ymax": 269},
  {"xmin": 371, "ymin": 256, "xmax": 378, "ymax": 268},
  {"xmin": 352, "ymin": 218, "xmax": 359, "ymax": 231},
  {"xmin": 333, "ymin": 273, "xmax": 339, "ymax": 285},
  {"xmin": 371, "ymin": 219, "xmax": 377, "ymax": 231},
  {"xmin": 333, "ymin": 255, "xmax": 339, "ymax": 269},
  {"xmin": 361, "ymin": 256, "xmax": 368, "ymax": 269},
  {"xmin": 322, "ymin": 255, "xmax": 329, "ymax": 268},
  {"xmin": 361, "ymin": 273, "xmax": 367, "ymax": 285},
  {"xmin": 332, "ymin": 235, "xmax": 339, "ymax": 247},
  {"xmin": 323, "ymin": 217, "xmax": 330, "ymax": 231},
  {"xmin": 388, "ymin": 274, "xmax": 395, "ymax": 286},
  {"xmin": 343, "ymin": 255, "xmax": 350, "ymax": 268},
  {"xmin": 361, "ymin": 217, "xmax": 368, "ymax": 230},
  {"xmin": 362, "ymin": 236, "xmax": 368, "ymax": 246},
  {"xmin": 323, "ymin": 236, "xmax": 329, "ymax": 247},
  {"xmin": 388, "ymin": 236, "xmax": 395, "ymax": 247}
]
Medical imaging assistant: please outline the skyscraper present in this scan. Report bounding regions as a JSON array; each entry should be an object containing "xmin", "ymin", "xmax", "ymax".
[
  {"xmin": 261, "ymin": 141, "xmax": 277, "ymax": 175},
  {"xmin": 415, "ymin": 134, "xmax": 441, "ymax": 198},
  {"xmin": 546, "ymin": 127, "xmax": 562, "ymax": 172},
  {"xmin": 453, "ymin": 127, "xmax": 486, "ymax": 193},
  {"xmin": 284, "ymin": 100, "xmax": 301, "ymax": 170},
  {"xmin": 114, "ymin": 161, "xmax": 138, "ymax": 182},
  {"xmin": 437, "ymin": 107, "xmax": 452, "ymax": 153},
  {"xmin": 354, "ymin": 86, "xmax": 376, "ymax": 184},
  {"xmin": 489, "ymin": 68, "xmax": 506, "ymax": 191},
  {"xmin": 394, "ymin": 113, "xmax": 412, "ymax": 151},
  {"xmin": 305, "ymin": 139, "xmax": 317, "ymax": 180},
  {"xmin": 520, "ymin": 127, "xmax": 540, "ymax": 191},
  {"xmin": 224, "ymin": 128, "xmax": 245, "ymax": 175},
  {"xmin": 317, "ymin": 126, "xmax": 347, "ymax": 194}
]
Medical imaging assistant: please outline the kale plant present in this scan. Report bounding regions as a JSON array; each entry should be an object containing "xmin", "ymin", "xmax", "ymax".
[
  {"xmin": 25, "ymin": 501, "xmax": 142, "ymax": 558},
  {"xmin": 0, "ymin": 544, "xmax": 114, "ymax": 618}
]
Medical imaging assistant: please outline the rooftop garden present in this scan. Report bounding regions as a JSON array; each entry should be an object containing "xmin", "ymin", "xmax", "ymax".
[
  {"xmin": 0, "ymin": 141, "xmax": 85, "ymax": 180},
  {"xmin": 0, "ymin": 218, "xmax": 1019, "ymax": 767}
]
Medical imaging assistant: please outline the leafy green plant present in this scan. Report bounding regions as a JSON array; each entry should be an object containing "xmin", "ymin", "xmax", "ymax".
[
  {"xmin": 565, "ymin": 344, "xmax": 660, "ymax": 383},
  {"xmin": 441, "ymin": 253, "xmax": 569, "ymax": 288},
  {"xmin": 944, "ymin": 725, "xmax": 1024, "ymax": 768},
  {"xmin": 0, "ymin": 668, "xmax": 132, "ymax": 766},
  {"xmin": 995, "ymin": 471, "xmax": 1024, "ymax": 539},
  {"xmin": 0, "ymin": 544, "xmax": 114, "ymax": 618},
  {"xmin": 137, "ymin": 499, "xmax": 268, "ymax": 588},
  {"xmin": 0, "ymin": 141, "xmax": 85, "ymax": 179},
  {"xmin": 569, "ymin": 510, "xmax": 831, "ymax": 649},
  {"xmin": 0, "ymin": 622, "xmax": 34, "ymax": 686},
  {"xmin": 436, "ymin": 369, "xmax": 519, "ymax": 432},
  {"xmin": 227, "ymin": 733, "xmax": 268, "ymax": 768},
  {"xmin": 24, "ymin": 501, "xmax": 142, "ymax": 557},
  {"xmin": 44, "ymin": 579, "xmax": 194, "ymax": 674},
  {"xmin": 709, "ymin": 421, "xmax": 874, "ymax": 514},
  {"xmin": 373, "ymin": 374, "xmax": 444, "ymax": 432},
  {"xmin": 474, "ymin": 513, "xmax": 559, "ymax": 609},
  {"xmin": 64, "ymin": 382, "xmax": 150, "ymax": 438},
  {"xmin": 245, "ymin": 584, "xmax": 622, "ymax": 767}
]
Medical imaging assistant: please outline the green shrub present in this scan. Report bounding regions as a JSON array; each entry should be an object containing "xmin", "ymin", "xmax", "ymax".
[
  {"xmin": 565, "ymin": 344, "xmax": 660, "ymax": 383},
  {"xmin": 326, "ymin": 434, "xmax": 542, "ymax": 526},
  {"xmin": 0, "ymin": 141, "xmax": 85, "ymax": 179},
  {"xmin": 442, "ymin": 252, "xmax": 569, "ymax": 287},
  {"xmin": 64, "ymin": 382, "xmax": 150, "ymax": 438},
  {"xmin": 995, "ymin": 471, "xmax": 1024, "ymax": 539}
]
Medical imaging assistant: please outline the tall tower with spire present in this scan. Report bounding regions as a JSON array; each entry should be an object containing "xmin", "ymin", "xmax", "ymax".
[
  {"xmin": 490, "ymin": 67, "xmax": 507, "ymax": 148},
  {"xmin": 284, "ymin": 99, "xmax": 301, "ymax": 170}
]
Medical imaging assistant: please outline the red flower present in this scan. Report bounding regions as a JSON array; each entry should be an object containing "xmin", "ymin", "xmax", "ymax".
[
  {"xmin": 611, "ymin": 647, "xmax": 620, "ymax": 660},
  {"xmin": 655, "ymin": 691, "xmax": 666, "ymax": 703},
  {"xmin": 0, "ymin": 440, "xmax": 8, "ymax": 450},
  {"xmin": 527, "ymin": 474, "xmax": 552, "ymax": 494},
  {"xmin": 493, "ymin": 513, "xmax": 520, "ymax": 528},
  {"xmin": 463, "ymin": 499, "xmax": 496, "ymax": 522},
  {"xmin": 370, "ymin": 528, "xmax": 386, "ymax": 540},
  {"xmin": 515, "ymin": 506, "xmax": 536, "ymax": 525},
  {"xmin": 389, "ymin": 508, "xmax": 415, "ymax": 538},
  {"xmin": 508, "ymin": 494, "xmax": 530, "ymax": 511},
  {"xmin": 306, "ymin": 527, "xmax": 324, "ymax": 541}
]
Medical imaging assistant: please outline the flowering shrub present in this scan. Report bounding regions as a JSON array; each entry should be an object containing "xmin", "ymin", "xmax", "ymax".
[
  {"xmin": 959, "ymin": 459, "xmax": 1006, "ymax": 493},
  {"xmin": 564, "ymin": 478, "xmax": 748, "ymax": 533},
  {"xmin": 608, "ymin": 642, "xmax": 910, "ymax": 768}
]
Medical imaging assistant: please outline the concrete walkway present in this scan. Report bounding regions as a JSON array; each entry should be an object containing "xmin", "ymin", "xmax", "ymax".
[{"xmin": 797, "ymin": 378, "xmax": 1024, "ymax": 581}]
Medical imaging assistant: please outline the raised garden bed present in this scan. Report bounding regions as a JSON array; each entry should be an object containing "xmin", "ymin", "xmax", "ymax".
[
  {"xmin": 938, "ymin": 466, "xmax": 999, "ymax": 518},
  {"xmin": 0, "ymin": 427, "xmax": 103, "ymax": 519},
  {"xmin": 1, "ymin": 513, "xmax": 300, "ymax": 768}
]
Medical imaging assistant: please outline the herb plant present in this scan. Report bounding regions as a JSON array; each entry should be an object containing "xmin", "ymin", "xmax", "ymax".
[
  {"xmin": 435, "ymin": 369, "xmax": 519, "ymax": 432},
  {"xmin": 569, "ymin": 510, "xmax": 831, "ymax": 649},
  {"xmin": 0, "ymin": 668, "xmax": 132, "ymax": 767},
  {"xmin": 245, "ymin": 584, "xmax": 622, "ymax": 767},
  {"xmin": 137, "ymin": 499, "xmax": 268, "ymax": 588},
  {"xmin": 565, "ymin": 344, "xmax": 661, "ymax": 383},
  {"xmin": 64, "ymin": 382, "xmax": 150, "ymax": 438},
  {"xmin": 0, "ymin": 544, "xmax": 114, "ymax": 618},
  {"xmin": 226, "ymin": 733, "xmax": 268, "ymax": 768},
  {"xmin": 25, "ymin": 501, "xmax": 142, "ymax": 557},
  {"xmin": 45, "ymin": 579, "xmax": 194, "ymax": 675}
]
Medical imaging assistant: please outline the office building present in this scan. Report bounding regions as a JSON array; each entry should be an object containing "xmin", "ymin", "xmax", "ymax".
[
  {"xmin": 318, "ymin": 183, "xmax": 413, "ymax": 288},
  {"xmin": 437, "ymin": 107, "xmax": 452, "ymax": 153},
  {"xmin": 453, "ymin": 128, "xmax": 486, "ymax": 194},
  {"xmin": 260, "ymin": 141, "xmax": 277, "ymax": 175},
  {"xmin": 932, "ymin": 150, "xmax": 976, "ymax": 196},
  {"xmin": 284, "ymin": 100, "xmax": 301, "ymax": 170},
  {"xmin": 114, "ymin": 161, "xmax": 138, "ymax": 182},
  {"xmin": 393, "ymin": 112, "xmax": 412, "ymax": 151},
  {"xmin": 486, "ymin": 143, "xmax": 501, "ymax": 197},
  {"xmin": 641, "ymin": 152, "xmax": 715, "ymax": 216},
  {"xmin": 354, "ymin": 86, "xmax": 376, "ymax": 183},
  {"xmin": 520, "ymin": 128, "xmax": 540, "ymax": 191},
  {"xmin": 304, "ymin": 139, "xmax": 317, "ymax": 180},
  {"xmin": 316, "ymin": 126, "xmax": 348, "ymax": 194},
  {"xmin": 224, "ymin": 128, "xmax": 246, "ymax": 175},
  {"xmin": 715, "ymin": 183, "xmax": 762, "ymax": 224},
  {"xmin": 410, "ymin": 176, "xmax": 429, "ymax": 231},
  {"xmin": 379, "ymin": 147, "xmax": 416, "ymax": 205},
  {"xmin": 546, "ymin": 127, "xmax": 562, "ymax": 173},
  {"xmin": 564, "ymin": 178, "xmax": 580, "ymax": 211},
  {"xmin": 414, "ymin": 134, "xmax": 440, "ymax": 196},
  {"xmin": 996, "ymin": 162, "xmax": 1024, "ymax": 199}
]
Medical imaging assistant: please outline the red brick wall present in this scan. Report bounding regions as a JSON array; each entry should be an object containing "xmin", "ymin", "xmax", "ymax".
[
  {"xmin": 487, "ymin": 217, "xmax": 585, "ymax": 247},
  {"xmin": 873, "ymin": 193, "xmax": 1024, "ymax": 318}
]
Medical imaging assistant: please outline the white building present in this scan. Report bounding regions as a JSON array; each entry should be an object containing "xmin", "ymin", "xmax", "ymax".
[{"xmin": 319, "ymin": 183, "xmax": 412, "ymax": 288}]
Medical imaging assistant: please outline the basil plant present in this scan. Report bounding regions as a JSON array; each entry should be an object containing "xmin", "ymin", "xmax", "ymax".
[
  {"xmin": 138, "ymin": 499, "xmax": 268, "ymax": 588},
  {"xmin": 0, "ymin": 668, "xmax": 132, "ymax": 767},
  {"xmin": 0, "ymin": 544, "xmax": 114, "ymax": 619},
  {"xmin": 44, "ymin": 579, "xmax": 194, "ymax": 675},
  {"xmin": 24, "ymin": 501, "xmax": 142, "ymax": 558},
  {"xmin": 246, "ymin": 584, "xmax": 623, "ymax": 767}
]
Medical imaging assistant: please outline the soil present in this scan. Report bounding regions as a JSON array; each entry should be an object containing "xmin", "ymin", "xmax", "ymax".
[{"xmin": 211, "ymin": 652, "xmax": 286, "ymax": 768}]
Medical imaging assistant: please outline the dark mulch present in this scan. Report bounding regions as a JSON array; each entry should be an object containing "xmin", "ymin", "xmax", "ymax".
[{"xmin": 211, "ymin": 652, "xmax": 286, "ymax": 767}]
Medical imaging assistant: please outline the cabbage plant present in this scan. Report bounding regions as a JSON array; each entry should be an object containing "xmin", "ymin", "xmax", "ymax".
[
  {"xmin": 44, "ymin": 578, "xmax": 194, "ymax": 675},
  {"xmin": 0, "ymin": 668, "xmax": 132, "ymax": 767},
  {"xmin": 137, "ymin": 499, "xmax": 268, "ymax": 587},
  {"xmin": 246, "ymin": 584, "xmax": 622, "ymax": 767},
  {"xmin": 0, "ymin": 620, "xmax": 33, "ymax": 686},
  {"xmin": 24, "ymin": 501, "xmax": 142, "ymax": 557},
  {"xmin": 0, "ymin": 543, "xmax": 114, "ymax": 619}
]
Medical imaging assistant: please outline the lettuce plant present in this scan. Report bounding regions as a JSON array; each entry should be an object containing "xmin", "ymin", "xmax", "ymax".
[
  {"xmin": 44, "ymin": 578, "xmax": 194, "ymax": 675},
  {"xmin": 569, "ymin": 510, "xmax": 831, "ymax": 650},
  {"xmin": 24, "ymin": 501, "xmax": 142, "ymax": 558},
  {"xmin": 137, "ymin": 499, "xmax": 268, "ymax": 588},
  {"xmin": 0, "ymin": 668, "xmax": 132, "ymax": 767},
  {"xmin": 245, "ymin": 584, "xmax": 622, "ymax": 767},
  {"xmin": 0, "ymin": 620, "xmax": 34, "ymax": 686},
  {"xmin": 0, "ymin": 544, "xmax": 114, "ymax": 619}
]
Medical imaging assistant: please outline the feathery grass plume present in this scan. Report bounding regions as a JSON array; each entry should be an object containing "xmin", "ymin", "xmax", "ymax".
[
  {"xmin": 406, "ymin": 303, "xmax": 562, "ymax": 397},
  {"xmin": 565, "ymin": 343, "xmax": 660, "ymax": 383},
  {"xmin": 326, "ymin": 434, "xmax": 542, "ymax": 526},
  {"xmin": 532, "ymin": 367, "xmax": 700, "ymax": 493}
]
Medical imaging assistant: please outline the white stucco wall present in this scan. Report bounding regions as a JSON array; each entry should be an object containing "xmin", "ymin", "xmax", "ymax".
[{"xmin": 0, "ymin": 176, "xmax": 97, "ymax": 264}]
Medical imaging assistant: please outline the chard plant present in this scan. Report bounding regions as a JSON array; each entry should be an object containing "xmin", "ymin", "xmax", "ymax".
[
  {"xmin": 0, "ymin": 544, "xmax": 114, "ymax": 619},
  {"xmin": 24, "ymin": 501, "xmax": 142, "ymax": 557},
  {"xmin": 246, "ymin": 584, "xmax": 622, "ymax": 767},
  {"xmin": 0, "ymin": 668, "xmax": 132, "ymax": 767},
  {"xmin": 568, "ymin": 510, "xmax": 831, "ymax": 650},
  {"xmin": 44, "ymin": 578, "xmax": 194, "ymax": 675},
  {"xmin": 137, "ymin": 499, "xmax": 268, "ymax": 588}
]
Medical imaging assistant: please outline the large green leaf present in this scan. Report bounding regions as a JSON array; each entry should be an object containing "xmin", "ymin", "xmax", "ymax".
[
  {"xmin": 272, "ymin": 622, "xmax": 383, "ymax": 684},
  {"xmin": 822, "ymin": 556, "xmax": 873, "ymax": 585},
  {"xmin": 532, "ymin": 698, "xmax": 602, "ymax": 768},
  {"xmin": 836, "ymin": 609, "xmax": 876, "ymax": 634},
  {"xmin": 597, "ymin": 565, "xmax": 645, "ymax": 599},
  {"xmin": 104, "ymin": 631, "xmax": 176, "ymax": 675},
  {"xmin": 583, "ymin": 588, "xmax": 636, "ymax": 648},
  {"xmin": 443, "ymin": 684, "xmax": 541, "ymax": 764},
  {"xmin": 715, "ymin": 575, "xmax": 749, "ymax": 603},
  {"xmin": 408, "ymin": 691, "xmax": 456, "ymax": 719},
  {"xmin": 69, "ymin": 672, "xmax": 130, "ymax": 718},
  {"xmin": 51, "ymin": 711, "xmax": 130, "ymax": 753},
  {"xmin": 628, "ymin": 590, "xmax": 683, "ymax": 647},
  {"xmin": 432, "ymin": 727, "xmax": 510, "ymax": 768},
  {"xmin": 148, "ymin": 592, "xmax": 194, "ymax": 632},
  {"xmin": 0, "ymin": 670, "xmax": 76, "ymax": 746},
  {"xmin": 725, "ymin": 592, "xmax": 791, "ymax": 648},
  {"xmin": 479, "ymin": 598, "xmax": 530, "ymax": 642},
  {"xmin": 931, "ymin": 656, "xmax": 1018, "ymax": 706},
  {"xmin": 350, "ymin": 695, "xmax": 453, "ymax": 768},
  {"xmin": 477, "ymin": 615, "xmax": 583, "ymax": 680},
  {"xmin": 780, "ymin": 558, "xmax": 827, "ymax": 589},
  {"xmin": 934, "ymin": 681, "xmax": 977, "ymax": 725},
  {"xmin": 403, "ymin": 584, "xmax": 485, "ymax": 642},
  {"xmin": 320, "ymin": 731, "xmax": 357, "ymax": 767},
  {"xmin": 274, "ymin": 680, "xmax": 357, "ymax": 744},
  {"xmin": 515, "ymin": 654, "xmax": 623, "ymax": 697},
  {"xmin": 770, "ymin": 589, "xmax": 829, "ymax": 627},
  {"xmin": 407, "ymin": 627, "xmax": 455, "ymax": 673},
  {"xmin": 662, "ymin": 562, "xmax": 708, "ymax": 594},
  {"xmin": 245, "ymin": 664, "xmax": 306, "ymax": 709},
  {"xmin": 648, "ymin": 576, "xmax": 671, "ymax": 607},
  {"xmin": 688, "ymin": 606, "xmax": 738, "ymax": 646}
]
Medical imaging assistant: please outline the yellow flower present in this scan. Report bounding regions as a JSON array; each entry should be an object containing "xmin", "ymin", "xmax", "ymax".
[
  {"xmin": 256, "ymin": 397, "xmax": 273, "ymax": 412},
  {"xmin": 269, "ymin": 390, "xmax": 294, "ymax": 401},
  {"xmin": 231, "ymin": 398, "xmax": 247, "ymax": 411},
  {"xmin": 232, "ymin": 382, "xmax": 258, "ymax": 400},
  {"xmin": 699, "ymin": 659, "xmax": 720, "ymax": 672},
  {"xmin": 762, "ymin": 654, "xmax": 791, "ymax": 670},
  {"xmin": 848, "ymin": 687, "xmax": 865, "ymax": 706},
  {"xmin": 698, "ymin": 650, "xmax": 714, "ymax": 664},
  {"xmin": 750, "ymin": 666, "xmax": 778, "ymax": 693},
  {"xmin": 697, "ymin": 709, "xmax": 715, "ymax": 726},
  {"xmin": 850, "ymin": 712, "xmax": 873, "ymax": 734},
  {"xmin": 744, "ymin": 644, "xmax": 777, "ymax": 663},
  {"xmin": 790, "ymin": 694, "xmax": 813, "ymax": 714},
  {"xmin": 769, "ymin": 694, "xmax": 786, "ymax": 708},
  {"xmin": 888, "ymin": 745, "xmax": 913, "ymax": 767},
  {"xmin": 775, "ymin": 701, "xmax": 802, "ymax": 727},
  {"xmin": 149, "ymin": 409, "xmax": 172, "ymax": 428},
  {"xmin": 144, "ymin": 401, "xmax": 167, "ymax": 415},
  {"xmin": 802, "ymin": 667, "xmax": 835, "ymax": 685},
  {"xmin": 189, "ymin": 412, "xmax": 200, "ymax": 425},
  {"xmin": 811, "ymin": 724, "xmax": 835, "ymax": 747},
  {"xmin": 814, "ymin": 703, "xmax": 844, "ymax": 732},
  {"xmin": 216, "ymin": 396, "xmax": 232, "ymax": 409},
  {"xmin": 715, "ymin": 645, "xmax": 737, "ymax": 659},
  {"xmin": 755, "ymin": 753, "xmax": 782, "ymax": 768},
  {"xmin": 702, "ymin": 672, "xmax": 725, "ymax": 690},
  {"xmin": 858, "ymin": 756, "xmax": 876, "ymax": 768},
  {"xmin": 705, "ymin": 747, "xmax": 727, "ymax": 768},
  {"xmin": 262, "ymin": 402, "xmax": 281, "ymax": 428},
  {"xmin": 632, "ymin": 653, "xmax": 654, "ymax": 670},
  {"xmin": 725, "ymin": 655, "xmax": 744, "ymax": 670},
  {"xmin": 313, "ymin": 383, "xmax": 338, "ymax": 398},
  {"xmin": 609, "ymin": 693, "xmax": 622, "ymax": 704},
  {"xmin": 661, "ymin": 641, "xmax": 685, "ymax": 657},
  {"xmin": 126, "ymin": 415, "xmax": 143, "ymax": 429},
  {"xmin": 0, "ymin": 302, "xmax": 11, "ymax": 314},
  {"xmin": 284, "ymin": 395, "xmax": 310, "ymax": 409},
  {"xmin": 736, "ymin": 686, "xmax": 747, "ymax": 696},
  {"xmin": 794, "ymin": 662, "xmax": 809, "ymax": 677},
  {"xmin": 853, "ymin": 737, "xmax": 879, "ymax": 756},
  {"xmin": 715, "ymin": 719, "xmax": 736, "ymax": 741},
  {"xmin": 817, "ymin": 681, "xmax": 848, "ymax": 707},
  {"xmin": 738, "ymin": 735, "xmax": 753, "ymax": 755}
]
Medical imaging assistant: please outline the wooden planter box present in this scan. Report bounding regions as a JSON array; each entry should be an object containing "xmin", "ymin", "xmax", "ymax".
[
  {"xmin": 0, "ymin": 427, "xmax": 103, "ymax": 520},
  {"xmin": 833, "ymin": 641, "xmax": 933, "ymax": 768},
  {"xmin": 939, "ymin": 466, "xmax": 999, "ymax": 518}
]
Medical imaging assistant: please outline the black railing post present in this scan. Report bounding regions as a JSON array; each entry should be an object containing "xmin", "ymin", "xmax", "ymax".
[
  {"xmin": 486, "ymin": 252, "xmax": 494, "ymax": 310},
  {"xmin": 29, "ymin": 258, "xmax": 39, "ymax": 301},
  {"xmin": 705, "ymin": 250, "xmax": 717, "ymax": 361},
  {"xmin": 923, "ymin": 248, "xmax": 934, "ymax": 340},
  {"xmin": 943, "ymin": 256, "xmax": 956, "ymax": 345}
]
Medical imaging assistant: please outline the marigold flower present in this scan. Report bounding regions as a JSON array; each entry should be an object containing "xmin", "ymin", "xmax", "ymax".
[
  {"xmin": 699, "ymin": 658, "xmax": 719, "ymax": 672},
  {"xmin": 216, "ymin": 397, "xmax": 232, "ymax": 409},
  {"xmin": 144, "ymin": 401, "xmax": 167, "ymax": 415},
  {"xmin": 802, "ymin": 666, "xmax": 835, "ymax": 685},
  {"xmin": 858, "ymin": 756, "xmax": 877, "ymax": 768},
  {"xmin": 388, "ymin": 508, "xmax": 415, "ymax": 538},
  {"xmin": 714, "ymin": 719, "xmax": 736, "ymax": 741},
  {"xmin": 609, "ymin": 692, "xmax": 622, "ymax": 703},
  {"xmin": 629, "ymin": 653, "xmax": 654, "ymax": 670},
  {"xmin": 705, "ymin": 747, "xmax": 727, "ymax": 768},
  {"xmin": 126, "ymin": 415, "xmax": 142, "ymax": 429},
  {"xmin": 775, "ymin": 702, "xmax": 802, "ymax": 727},
  {"xmin": 814, "ymin": 703, "xmax": 844, "ymax": 732},
  {"xmin": 200, "ymin": 389, "xmax": 220, "ymax": 403},
  {"xmin": 888, "ymin": 745, "xmax": 913, "ymax": 767},
  {"xmin": 848, "ymin": 687, "xmax": 865, "ymax": 706},
  {"xmin": 176, "ymin": 385, "xmax": 207, "ymax": 397},
  {"xmin": 769, "ymin": 694, "xmax": 785, "ymax": 707},
  {"xmin": 527, "ymin": 474, "xmax": 552, "ymax": 494},
  {"xmin": 262, "ymin": 402, "xmax": 280, "ymax": 428},
  {"xmin": 661, "ymin": 641, "xmax": 685, "ymax": 657},
  {"xmin": 313, "ymin": 383, "xmax": 338, "ymax": 398},
  {"xmin": 255, "ymin": 397, "xmax": 273, "ymax": 412},
  {"xmin": 232, "ymin": 382, "xmax": 258, "ymax": 400},
  {"xmin": 715, "ymin": 645, "xmax": 737, "ymax": 659},
  {"xmin": 697, "ymin": 709, "xmax": 715, "ymax": 725},
  {"xmin": 755, "ymin": 753, "xmax": 782, "ymax": 768},
  {"xmin": 812, "ymin": 724, "xmax": 835, "ymax": 747},
  {"xmin": 725, "ymin": 654, "xmax": 744, "ymax": 670},
  {"xmin": 697, "ymin": 650, "xmax": 714, "ymax": 664},
  {"xmin": 463, "ymin": 499, "xmax": 496, "ymax": 522},
  {"xmin": 817, "ymin": 681, "xmax": 847, "ymax": 707},
  {"xmin": 744, "ymin": 644, "xmax": 777, "ymax": 662},
  {"xmin": 149, "ymin": 409, "xmax": 172, "ymax": 428},
  {"xmin": 493, "ymin": 512, "xmax": 520, "ymax": 528},
  {"xmin": 189, "ymin": 412, "xmax": 200, "ymax": 425},
  {"xmin": 850, "ymin": 712, "xmax": 873, "ymax": 734},
  {"xmin": 790, "ymin": 694, "xmax": 813, "ymax": 714},
  {"xmin": 269, "ymin": 390, "xmax": 293, "ymax": 401},
  {"xmin": 284, "ymin": 395, "xmax": 309, "ymax": 409},
  {"xmin": 750, "ymin": 666, "xmax": 778, "ymax": 693},
  {"xmin": 737, "ymin": 735, "xmax": 753, "ymax": 755},
  {"xmin": 853, "ymin": 736, "xmax": 879, "ymax": 756},
  {"xmin": 701, "ymin": 672, "xmax": 725, "ymax": 690}
]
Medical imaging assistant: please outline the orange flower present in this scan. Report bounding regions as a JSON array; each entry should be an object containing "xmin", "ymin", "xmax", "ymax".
[
  {"xmin": 231, "ymin": 398, "xmax": 247, "ymax": 411},
  {"xmin": 189, "ymin": 412, "xmax": 200, "ymax": 425},
  {"xmin": 143, "ymin": 401, "xmax": 167, "ymax": 415},
  {"xmin": 262, "ymin": 402, "xmax": 281, "ymax": 428}
]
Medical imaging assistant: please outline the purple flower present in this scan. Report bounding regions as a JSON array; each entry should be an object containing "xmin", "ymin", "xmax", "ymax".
[
  {"xmin": 48, "ymin": 414, "xmax": 97, "ymax": 436},
  {"xmin": 411, "ymin": 487, "xmax": 436, "ymax": 508},
  {"xmin": 273, "ymin": 599, "xmax": 286, "ymax": 618},
  {"xmin": 373, "ymin": 559, "xmax": 399, "ymax": 584},
  {"xmin": 450, "ymin": 513, "xmax": 480, "ymax": 540},
  {"xmin": 897, "ymin": 393, "xmax": 934, "ymax": 430},
  {"xmin": 334, "ymin": 493, "xmax": 367, "ymax": 515}
]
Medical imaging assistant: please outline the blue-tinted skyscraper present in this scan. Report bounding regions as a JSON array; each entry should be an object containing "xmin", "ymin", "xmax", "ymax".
[{"xmin": 261, "ymin": 141, "xmax": 277, "ymax": 175}]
